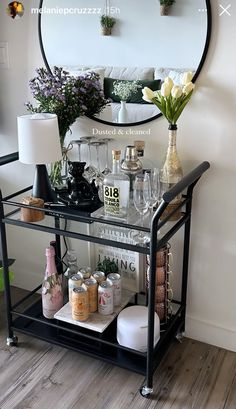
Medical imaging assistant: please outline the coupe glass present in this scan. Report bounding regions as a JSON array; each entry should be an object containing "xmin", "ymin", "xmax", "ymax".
[{"xmin": 133, "ymin": 174, "xmax": 150, "ymax": 245}]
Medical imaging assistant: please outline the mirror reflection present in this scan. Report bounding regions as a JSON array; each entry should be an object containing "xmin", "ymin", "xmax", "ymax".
[{"xmin": 40, "ymin": 0, "xmax": 209, "ymax": 125}]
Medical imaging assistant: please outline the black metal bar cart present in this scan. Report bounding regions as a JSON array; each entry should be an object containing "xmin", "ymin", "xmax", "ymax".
[{"xmin": 0, "ymin": 161, "xmax": 210, "ymax": 398}]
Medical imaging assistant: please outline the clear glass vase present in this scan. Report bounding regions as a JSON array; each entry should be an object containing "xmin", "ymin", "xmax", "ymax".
[
  {"xmin": 160, "ymin": 124, "xmax": 183, "ymax": 220},
  {"xmin": 50, "ymin": 135, "xmax": 71, "ymax": 187}
]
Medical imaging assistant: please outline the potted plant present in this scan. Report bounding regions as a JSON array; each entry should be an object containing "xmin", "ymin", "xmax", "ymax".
[
  {"xmin": 96, "ymin": 258, "xmax": 119, "ymax": 277},
  {"xmin": 159, "ymin": 0, "xmax": 175, "ymax": 16},
  {"xmin": 100, "ymin": 14, "xmax": 116, "ymax": 35}
]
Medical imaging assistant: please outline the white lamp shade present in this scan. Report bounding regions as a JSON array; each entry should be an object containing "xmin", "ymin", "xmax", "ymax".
[{"xmin": 17, "ymin": 113, "xmax": 62, "ymax": 164}]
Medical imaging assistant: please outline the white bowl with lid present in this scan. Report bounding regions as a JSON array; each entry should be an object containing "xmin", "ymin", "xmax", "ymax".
[{"xmin": 117, "ymin": 306, "xmax": 160, "ymax": 352}]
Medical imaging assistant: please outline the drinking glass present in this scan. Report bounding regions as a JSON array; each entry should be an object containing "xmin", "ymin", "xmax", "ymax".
[
  {"xmin": 90, "ymin": 140, "xmax": 106, "ymax": 201},
  {"xmin": 144, "ymin": 168, "xmax": 160, "ymax": 211},
  {"xmin": 98, "ymin": 137, "xmax": 114, "ymax": 175},
  {"xmin": 133, "ymin": 174, "xmax": 150, "ymax": 245},
  {"xmin": 70, "ymin": 139, "xmax": 86, "ymax": 161},
  {"xmin": 80, "ymin": 136, "xmax": 97, "ymax": 181}
]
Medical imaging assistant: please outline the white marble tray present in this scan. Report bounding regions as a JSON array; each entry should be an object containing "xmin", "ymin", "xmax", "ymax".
[{"xmin": 54, "ymin": 289, "xmax": 134, "ymax": 333}]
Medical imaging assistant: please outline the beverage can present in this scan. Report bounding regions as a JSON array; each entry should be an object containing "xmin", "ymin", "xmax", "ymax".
[
  {"xmin": 92, "ymin": 271, "xmax": 105, "ymax": 284},
  {"xmin": 71, "ymin": 285, "xmax": 89, "ymax": 321},
  {"xmin": 84, "ymin": 277, "xmax": 98, "ymax": 313},
  {"xmin": 98, "ymin": 281, "xmax": 113, "ymax": 315},
  {"xmin": 68, "ymin": 273, "xmax": 84, "ymax": 303},
  {"xmin": 107, "ymin": 273, "xmax": 121, "ymax": 306}
]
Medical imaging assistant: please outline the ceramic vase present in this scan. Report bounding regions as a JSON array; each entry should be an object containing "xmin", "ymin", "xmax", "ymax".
[{"xmin": 118, "ymin": 101, "xmax": 128, "ymax": 123}]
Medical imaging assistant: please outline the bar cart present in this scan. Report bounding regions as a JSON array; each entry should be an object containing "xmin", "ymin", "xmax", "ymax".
[{"xmin": 0, "ymin": 161, "xmax": 210, "ymax": 398}]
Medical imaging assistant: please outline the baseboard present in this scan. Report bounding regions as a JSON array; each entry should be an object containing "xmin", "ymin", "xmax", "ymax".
[{"xmin": 186, "ymin": 315, "xmax": 236, "ymax": 352}]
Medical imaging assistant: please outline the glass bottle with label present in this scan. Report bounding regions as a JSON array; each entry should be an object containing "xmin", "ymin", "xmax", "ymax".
[
  {"xmin": 64, "ymin": 249, "xmax": 79, "ymax": 293},
  {"xmin": 134, "ymin": 140, "xmax": 154, "ymax": 172},
  {"xmin": 103, "ymin": 149, "xmax": 130, "ymax": 219},
  {"xmin": 159, "ymin": 124, "xmax": 183, "ymax": 220},
  {"xmin": 42, "ymin": 246, "xmax": 63, "ymax": 319}
]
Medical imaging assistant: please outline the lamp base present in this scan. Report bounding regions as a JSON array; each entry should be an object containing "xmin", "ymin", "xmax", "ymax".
[{"xmin": 32, "ymin": 164, "xmax": 56, "ymax": 202}]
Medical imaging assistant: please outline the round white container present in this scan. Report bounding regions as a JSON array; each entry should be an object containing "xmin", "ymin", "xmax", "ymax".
[{"xmin": 117, "ymin": 306, "xmax": 160, "ymax": 352}]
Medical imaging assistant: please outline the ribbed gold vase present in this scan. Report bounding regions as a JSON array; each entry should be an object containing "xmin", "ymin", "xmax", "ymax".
[{"xmin": 160, "ymin": 124, "xmax": 183, "ymax": 221}]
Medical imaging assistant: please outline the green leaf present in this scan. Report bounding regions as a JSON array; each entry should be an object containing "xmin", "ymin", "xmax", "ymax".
[{"xmin": 172, "ymin": 93, "xmax": 192, "ymax": 123}]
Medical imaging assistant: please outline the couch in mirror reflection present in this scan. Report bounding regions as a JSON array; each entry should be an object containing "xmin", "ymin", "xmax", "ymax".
[{"xmin": 63, "ymin": 65, "xmax": 193, "ymax": 124}]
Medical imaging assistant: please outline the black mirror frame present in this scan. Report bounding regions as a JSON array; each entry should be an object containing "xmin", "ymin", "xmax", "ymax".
[{"xmin": 38, "ymin": 0, "xmax": 212, "ymax": 128}]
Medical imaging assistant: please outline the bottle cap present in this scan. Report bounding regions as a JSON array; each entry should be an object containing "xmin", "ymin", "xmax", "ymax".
[
  {"xmin": 134, "ymin": 140, "xmax": 145, "ymax": 149},
  {"xmin": 112, "ymin": 149, "xmax": 121, "ymax": 160}
]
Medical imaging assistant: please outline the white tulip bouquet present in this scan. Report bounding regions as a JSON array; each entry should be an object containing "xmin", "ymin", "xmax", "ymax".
[{"xmin": 142, "ymin": 71, "xmax": 195, "ymax": 124}]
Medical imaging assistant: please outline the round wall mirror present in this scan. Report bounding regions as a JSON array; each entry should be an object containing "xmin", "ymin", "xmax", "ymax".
[{"xmin": 38, "ymin": 0, "xmax": 211, "ymax": 127}]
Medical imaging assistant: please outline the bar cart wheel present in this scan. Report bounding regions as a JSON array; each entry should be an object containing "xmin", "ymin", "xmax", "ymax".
[
  {"xmin": 139, "ymin": 386, "xmax": 153, "ymax": 398},
  {"xmin": 175, "ymin": 331, "xmax": 185, "ymax": 344},
  {"xmin": 6, "ymin": 335, "xmax": 18, "ymax": 347}
]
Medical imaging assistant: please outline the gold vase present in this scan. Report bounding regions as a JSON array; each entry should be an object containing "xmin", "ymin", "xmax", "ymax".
[{"xmin": 160, "ymin": 124, "xmax": 183, "ymax": 220}]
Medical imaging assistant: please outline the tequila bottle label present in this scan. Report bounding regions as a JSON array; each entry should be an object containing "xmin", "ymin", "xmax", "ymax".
[
  {"xmin": 103, "ymin": 149, "xmax": 130, "ymax": 219},
  {"xmin": 103, "ymin": 186, "xmax": 120, "ymax": 216}
]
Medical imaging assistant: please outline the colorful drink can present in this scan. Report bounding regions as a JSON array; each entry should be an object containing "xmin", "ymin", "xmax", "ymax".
[
  {"xmin": 92, "ymin": 271, "xmax": 106, "ymax": 284},
  {"xmin": 107, "ymin": 273, "xmax": 121, "ymax": 306},
  {"xmin": 71, "ymin": 285, "xmax": 89, "ymax": 321},
  {"xmin": 98, "ymin": 281, "xmax": 113, "ymax": 315},
  {"xmin": 84, "ymin": 277, "xmax": 98, "ymax": 313},
  {"xmin": 68, "ymin": 273, "xmax": 84, "ymax": 304}
]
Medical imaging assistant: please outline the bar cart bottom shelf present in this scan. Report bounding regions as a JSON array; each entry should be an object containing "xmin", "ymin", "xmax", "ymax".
[{"xmin": 10, "ymin": 299, "xmax": 185, "ymax": 377}]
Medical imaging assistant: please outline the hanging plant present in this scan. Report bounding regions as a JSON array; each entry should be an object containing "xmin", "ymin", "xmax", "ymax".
[
  {"xmin": 100, "ymin": 14, "xmax": 116, "ymax": 35},
  {"xmin": 100, "ymin": 0, "xmax": 116, "ymax": 35},
  {"xmin": 159, "ymin": 0, "xmax": 175, "ymax": 16}
]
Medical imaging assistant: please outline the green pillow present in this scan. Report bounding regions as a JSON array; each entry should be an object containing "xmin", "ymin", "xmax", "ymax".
[{"xmin": 104, "ymin": 78, "xmax": 161, "ymax": 104}]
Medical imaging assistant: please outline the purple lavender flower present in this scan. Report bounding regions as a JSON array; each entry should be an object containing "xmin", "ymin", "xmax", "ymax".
[{"xmin": 26, "ymin": 66, "xmax": 107, "ymax": 140}]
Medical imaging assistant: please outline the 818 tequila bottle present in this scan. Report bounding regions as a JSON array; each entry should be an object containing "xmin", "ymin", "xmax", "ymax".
[{"xmin": 103, "ymin": 149, "xmax": 130, "ymax": 219}]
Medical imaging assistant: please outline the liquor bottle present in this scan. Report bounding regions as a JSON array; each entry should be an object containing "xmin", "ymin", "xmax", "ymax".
[
  {"xmin": 103, "ymin": 149, "xmax": 130, "ymax": 219},
  {"xmin": 42, "ymin": 246, "xmax": 63, "ymax": 319},
  {"xmin": 134, "ymin": 140, "xmax": 154, "ymax": 172}
]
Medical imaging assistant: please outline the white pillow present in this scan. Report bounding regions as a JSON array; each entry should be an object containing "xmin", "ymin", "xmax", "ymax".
[{"xmin": 104, "ymin": 66, "xmax": 154, "ymax": 80}]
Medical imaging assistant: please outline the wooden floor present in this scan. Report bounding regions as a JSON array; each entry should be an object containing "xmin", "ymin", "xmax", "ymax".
[{"xmin": 1, "ymin": 289, "xmax": 236, "ymax": 409}]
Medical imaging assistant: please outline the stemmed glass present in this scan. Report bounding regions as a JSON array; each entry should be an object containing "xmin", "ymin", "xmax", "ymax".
[
  {"xmin": 80, "ymin": 136, "xmax": 97, "ymax": 181},
  {"xmin": 90, "ymin": 140, "xmax": 106, "ymax": 201},
  {"xmin": 133, "ymin": 174, "xmax": 150, "ymax": 245},
  {"xmin": 98, "ymin": 137, "xmax": 114, "ymax": 175},
  {"xmin": 70, "ymin": 139, "xmax": 87, "ymax": 161}
]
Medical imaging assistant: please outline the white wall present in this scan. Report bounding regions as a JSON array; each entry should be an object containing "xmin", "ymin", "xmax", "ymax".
[
  {"xmin": 1, "ymin": 1, "xmax": 236, "ymax": 352},
  {"xmin": 41, "ymin": 0, "xmax": 207, "ymax": 69}
]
